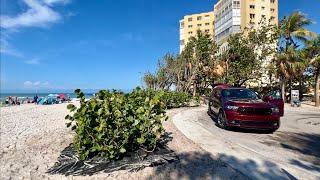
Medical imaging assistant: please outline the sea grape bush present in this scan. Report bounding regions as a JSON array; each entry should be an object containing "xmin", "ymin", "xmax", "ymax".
[
  {"xmin": 159, "ymin": 91, "xmax": 200, "ymax": 108},
  {"xmin": 66, "ymin": 88, "xmax": 198, "ymax": 160}
]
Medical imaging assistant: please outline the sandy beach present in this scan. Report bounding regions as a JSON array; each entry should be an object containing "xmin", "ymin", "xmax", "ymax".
[{"xmin": 0, "ymin": 102, "xmax": 244, "ymax": 179}]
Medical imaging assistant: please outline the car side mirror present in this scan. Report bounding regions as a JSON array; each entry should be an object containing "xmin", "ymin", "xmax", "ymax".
[{"xmin": 263, "ymin": 95, "xmax": 273, "ymax": 102}]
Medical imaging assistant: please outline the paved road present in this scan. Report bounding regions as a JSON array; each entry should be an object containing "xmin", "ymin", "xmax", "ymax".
[{"xmin": 172, "ymin": 105, "xmax": 320, "ymax": 180}]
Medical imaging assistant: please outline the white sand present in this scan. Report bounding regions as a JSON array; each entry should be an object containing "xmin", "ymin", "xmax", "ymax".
[
  {"xmin": 0, "ymin": 102, "xmax": 74, "ymax": 179},
  {"xmin": 0, "ymin": 103, "xmax": 244, "ymax": 180}
]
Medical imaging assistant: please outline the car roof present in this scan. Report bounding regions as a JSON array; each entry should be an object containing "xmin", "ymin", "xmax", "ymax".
[{"xmin": 214, "ymin": 86, "xmax": 250, "ymax": 90}]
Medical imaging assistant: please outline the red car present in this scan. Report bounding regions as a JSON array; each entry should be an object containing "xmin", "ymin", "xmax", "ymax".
[{"xmin": 208, "ymin": 85, "xmax": 284, "ymax": 132}]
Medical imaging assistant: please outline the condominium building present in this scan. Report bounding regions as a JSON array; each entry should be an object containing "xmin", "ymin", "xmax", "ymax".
[
  {"xmin": 179, "ymin": 12, "xmax": 215, "ymax": 52},
  {"xmin": 179, "ymin": 0, "xmax": 278, "ymax": 52},
  {"xmin": 214, "ymin": 0, "xmax": 278, "ymax": 50}
]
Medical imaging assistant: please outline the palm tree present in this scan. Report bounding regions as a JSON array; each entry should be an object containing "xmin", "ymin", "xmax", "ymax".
[
  {"xmin": 275, "ymin": 47, "xmax": 304, "ymax": 100},
  {"xmin": 280, "ymin": 11, "xmax": 316, "ymax": 49},
  {"xmin": 278, "ymin": 11, "xmax": 316, "ymax": 100},
  {"xmin": 305, "ymin": 36, "xmax": 320, "ymax": 107},
  {"xmin": 143, "ymin": 72, "xmax": 157, "ymax": 90}
]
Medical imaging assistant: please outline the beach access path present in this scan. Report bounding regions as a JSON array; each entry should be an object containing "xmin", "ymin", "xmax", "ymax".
[{"xmin": 0, "ymin": 102, "xmax": 246, "ymax": 179}]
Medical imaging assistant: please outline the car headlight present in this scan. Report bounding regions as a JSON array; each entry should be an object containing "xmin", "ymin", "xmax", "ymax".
[
  {"xmin": 271, "ymin": 107, "xmax": 280, "ymax": 113},
  {"xmin": 225, "ymin": 105, "xmax": 239, "ymax": 111}
]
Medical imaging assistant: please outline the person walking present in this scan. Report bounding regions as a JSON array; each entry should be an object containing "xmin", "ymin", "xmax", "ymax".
[{"xmin": 34, "ymin": 95, "xmax": 38, "ymax": 104}]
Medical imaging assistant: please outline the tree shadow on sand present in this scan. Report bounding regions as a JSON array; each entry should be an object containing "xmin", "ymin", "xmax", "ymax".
[{"xmin": 147, "ymin": 152, "xmax": 296, "ymax": 179}]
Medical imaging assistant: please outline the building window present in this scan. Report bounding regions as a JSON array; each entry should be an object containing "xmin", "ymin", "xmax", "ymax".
[
  {"xmin": 261, "ymin": 6, "xmax": 265, "ymax": 10},
  {"xmin": 197, "ymin": 24, "xmax": 202, "ymax": 27},
  {"xmin": 205, "ymin": 29, "xmax": 210, "ymax": 33},
  {"xmin": 205, "ymin": 15, "xmax": 210, "ymax": 17},
  {"xmin": 197, "ymin": 16, "xmax": 202, "ymax": 20},
  {"xmin": 250, "ymin": 5, "xmax": 255, "ymax": 9},
  {"xmin": 233, "ymin": 1, "xmax": 240, "ymax": 8},
  {"xmin": 261, "ymin": 15, "xmax": 266, "ymax": 19},
  {"xmin": 270, "ymin": 8, "xmax": 275, "ymax": 12},
  {"xmin": 188, "ymin": 31, "xmax": 193, "ymax": 35},
  {"xmin": 188, "ymin": 17, "xmax": 192, "ymax": 22},
  {"xmin": 270, "ymin": 16, "xmax": 276, "ymax": 21},
  {"xmin": 188, "ymin": 25, "xmax": 193, "ymax": 28},
  {"xmin": 250, "ymin": 14, "xmax": 255, "ymax": 19},
  {"xmin": 180, "ymin": 22, "xmax": 184, "ymax": 28},
  {"xmin": 270, "ymin": 0, "xmax": 275, "ymax": 3},
  {"xmin": 205, "ymin": 23, "xmax": 210, "ymax": 26}
]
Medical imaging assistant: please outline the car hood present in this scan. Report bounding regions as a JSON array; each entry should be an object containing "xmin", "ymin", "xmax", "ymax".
[{"xmin": 226, "ymin": 99, "xmax": 274, "ymax": 108}]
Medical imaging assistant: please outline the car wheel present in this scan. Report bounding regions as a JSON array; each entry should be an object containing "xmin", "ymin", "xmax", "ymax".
[{"xmin": 217, "ymin": 111, "xmax": 228, "ymax": 129}]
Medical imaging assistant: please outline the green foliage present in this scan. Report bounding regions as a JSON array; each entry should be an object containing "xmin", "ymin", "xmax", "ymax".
[
  {"xmin": 66, "ymin": 88, "xmax": 166, "ymax": 160},
  {"xmin": 66, "ymin": 88, "xmax": 198, "ymax": 160},
  {"xmin": 143, "ymin": 30, "xmax": 219, "ymax": 96},
  {"xmin": 159, "ymin": 90, "xmax": 199, "ymax": 109}
]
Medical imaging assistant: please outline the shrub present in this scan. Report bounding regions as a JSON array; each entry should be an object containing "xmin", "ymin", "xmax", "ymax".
[
  {"xmin": 65, "ymin": 88, "xmax": 199, "ymax": 160},
  {"xmin": 160, "ymin": 91, "xmax": 198, "ymax": 109},
  {"xmin": 66, "ymin": 88, "xmax": 167, "ymax": 160}
]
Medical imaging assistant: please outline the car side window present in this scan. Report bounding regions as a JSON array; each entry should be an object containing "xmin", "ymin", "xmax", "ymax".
[{"xmin": 269, "ymin": 90, "xmax": 282, "ymax": 99}]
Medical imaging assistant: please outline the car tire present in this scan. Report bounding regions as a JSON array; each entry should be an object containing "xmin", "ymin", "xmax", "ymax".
[
  {"xmin": 208, "ymin": 101, "xmax": 213, "ymax": 115},
  {"xmin": 217, "ymin": 110, "xmax": 228, "ymax": 130}
]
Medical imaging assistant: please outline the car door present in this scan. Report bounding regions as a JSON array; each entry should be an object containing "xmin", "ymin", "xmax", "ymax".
[
  {"xmin": 212, "ymin": 89, "xmax": 221, "ymax": 115},
  {"xmin": 209, "ymin": 89, "xmax": 217, "ymax": 114},
  {"xmin": 263, "ymin": 90, "xmax": 284, "ymax": 116}
]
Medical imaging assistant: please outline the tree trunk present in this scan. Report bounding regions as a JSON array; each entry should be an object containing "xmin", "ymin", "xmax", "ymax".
[
  {"xmin": 280, "ymin": 77, "xmax": 286, "ymax": 101},
  {"xmin": 193, "ymin": 83, "xmax": 197, "ymax": 97},
  {"xmin": 299, "ymin": 77, "xmax": 303, "ymax": 101},
  {"xmin": 288, "ymin": 78, "xmax": 292, "ymax": 103},
  {"xmin": 315, "ymin": 71, "xmax": 320, "ymax": 107}
]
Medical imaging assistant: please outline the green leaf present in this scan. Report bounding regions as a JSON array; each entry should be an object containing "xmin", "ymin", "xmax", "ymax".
[
  {"xmin": 67, "ymin": 104, "xmax": 75, "ymax": 110},
  {"xmin": 120, "ymin": 147, "xmax": 126, "ymax": 153}
]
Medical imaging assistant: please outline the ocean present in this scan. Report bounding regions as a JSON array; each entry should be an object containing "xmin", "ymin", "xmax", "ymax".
[{"xmin": 0, "ymin": 93, "xmax": 95, "ymax": 102}]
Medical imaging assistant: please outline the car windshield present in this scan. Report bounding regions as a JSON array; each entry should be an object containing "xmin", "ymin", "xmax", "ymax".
[{"xmin": 222, "ymin": 89, "xmax": 259, "ymax": 100}]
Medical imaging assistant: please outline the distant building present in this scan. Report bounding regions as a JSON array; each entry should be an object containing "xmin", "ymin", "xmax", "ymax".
[
  {"xmin": 179, "ymin": 0, "xmax": 278, "ymax": 52},
  {"xmin": 179, "ymin": 11, "xmax": 215, "ymax": 53},
  {"xmin": 214, "ymin": 0, "xmax": 278, "ymax": 51},
  {"xmin": 179, "ymin": 0, "xmax": 279, "ymax": 87}
]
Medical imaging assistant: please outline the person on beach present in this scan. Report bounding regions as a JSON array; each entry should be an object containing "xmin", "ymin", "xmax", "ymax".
[
  {"xmin": 5, "ymin": 97, "xmax": 9, "ymax": 105},
  {"xmin": 34, "ymin": 95, "xmax": 38, "ymax": 104}
]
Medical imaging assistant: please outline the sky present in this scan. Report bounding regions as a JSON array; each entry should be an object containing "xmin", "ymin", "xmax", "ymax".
[{"xmin": 1, "ymin": 0, "xmax": 320, "ymax": 92}]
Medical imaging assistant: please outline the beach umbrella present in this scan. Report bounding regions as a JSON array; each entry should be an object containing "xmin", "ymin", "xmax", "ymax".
[{"xmin": 48, "ymin": 94, "xmax": 58, "ymax": 97}]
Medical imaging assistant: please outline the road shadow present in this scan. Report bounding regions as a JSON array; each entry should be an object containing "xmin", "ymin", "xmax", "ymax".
[
  {"xmin": 261, "ymin": 132, "xmax": 320, "ymax": 167},
  {"xmin": 147, "ymin": 152, "xmax": 294, "ymax": 179}
]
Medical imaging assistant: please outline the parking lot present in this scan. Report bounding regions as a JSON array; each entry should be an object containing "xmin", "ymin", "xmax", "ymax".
[{"xmin": 172, "ymin": 104, "xmax": 320, "ymax": 179}]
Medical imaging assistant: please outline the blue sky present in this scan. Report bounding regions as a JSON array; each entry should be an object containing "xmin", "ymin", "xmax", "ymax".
[{"xmin": 1, "ymin": 0, "xmax": 319, "ymax": 92}]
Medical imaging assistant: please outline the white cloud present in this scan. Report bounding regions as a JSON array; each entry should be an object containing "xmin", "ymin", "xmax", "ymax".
[
  {"xmin": 43, "ymin": 0, "xmax": 71, "ymax": 6},
  {"xmin": 24, "ymin": 81, "xmax": 34, "ymax": 87},
  {"xmin": 0, "ymin": 0, "xmax": 63, "ymax": 29},
  {"xmin": 42, "ymin": 81, "xmax": 49, "ymax": 86},
  {"xmin": 23, "ymin": 80, "xmax": 50, "ymax": 87},
  {"xmin": 25, "ymin": 58, "xmax": 40, "ymax": 64},
  {"xmin": 0, "ymin": 37, "xmax": 24, "ymax": 57},
  {"xmin": 33, "ymin": 81, "xmax": 41, "ymax": 86},
  {"xmin": 0, "ymin": 0, "xmax": 72, "ymax": 58}
]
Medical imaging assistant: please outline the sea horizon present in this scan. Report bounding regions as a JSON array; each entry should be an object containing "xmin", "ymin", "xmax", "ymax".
[{"xmin": 0, "ymin": 88, "xmax": 132, "ymax": 101}]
